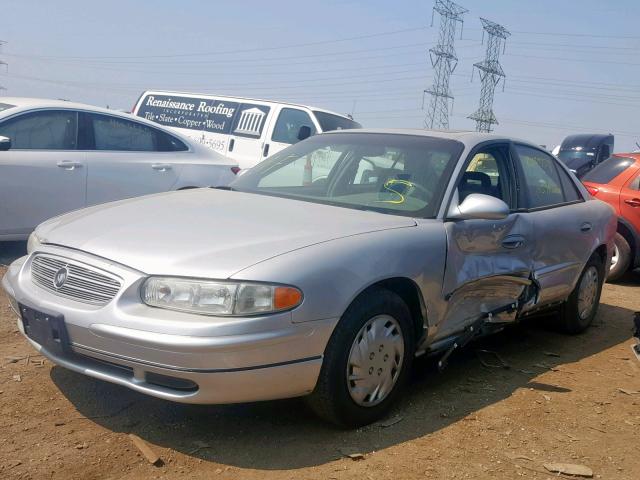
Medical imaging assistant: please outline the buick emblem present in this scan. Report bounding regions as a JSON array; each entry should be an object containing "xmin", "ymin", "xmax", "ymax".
[{"xmin": 53, "ymin": 267, "xmax": 69, "ymax": 289}]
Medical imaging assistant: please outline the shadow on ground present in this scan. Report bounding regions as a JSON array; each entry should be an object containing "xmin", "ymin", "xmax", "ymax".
[{"xmin": 50, "ymin": 298, "xmax": 638, "ymax": 471}]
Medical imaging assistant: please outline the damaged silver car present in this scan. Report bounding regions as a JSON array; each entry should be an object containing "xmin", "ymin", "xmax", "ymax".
[{"xmin": 2, "ymin": 130, "xmax": 616, "ymax": 426}]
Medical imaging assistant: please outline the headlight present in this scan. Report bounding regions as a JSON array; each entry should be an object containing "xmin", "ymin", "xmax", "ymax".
[
  {"xmin": 27, "ymin": 232, "xmax": 42, "ymax": 254},
  {"xmin": 141, "ymin": 277, "xmax": 303, "ymax": 316}
]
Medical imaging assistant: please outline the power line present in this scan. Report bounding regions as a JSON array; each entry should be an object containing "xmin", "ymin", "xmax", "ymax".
[
  {"xmin": 505, "ymin": 52, "xmax": 640, "ymax": 68},
  {"xmin": 4, "ymin": 41, "xmax": 435, "ymax": 66},
  {"xmin": 9, "ymin": 26, "xmax": 428, "ymax": 60}
]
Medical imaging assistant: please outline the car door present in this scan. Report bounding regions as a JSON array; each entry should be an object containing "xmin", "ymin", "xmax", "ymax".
[
  {"xmin": 0, "ymin": 109, "xmax": 86, "ymax": 237},
  {"xmin": 512, "ymin": 144, "xmax": 594, "ymax": 306},
  {"xmin": 264, "ymin": 107, "xmax": 318, "ymax": 159},
  {"xmin": 223, "ymin": 102, "xmax": 272, "ymax": 170},
  {"xmin": 440, "ymin": 143, "xmax": 535, "ymax": 338},
  {"xmin": 82, "ymin": 112, "xmax": 183, "ymax": 206},
  {"xmin": 619, "ymin": 169, "xmax": 640, "ymax": 233}
]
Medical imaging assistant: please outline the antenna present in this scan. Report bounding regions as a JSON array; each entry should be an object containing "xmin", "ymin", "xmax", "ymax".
[
  {"xmin": 468, "ymin": 18, "xmax": 510, "ymax": 133},
  {"xmin": 424, "ymin": 0, "xmax": 468, "ymax": 130}
]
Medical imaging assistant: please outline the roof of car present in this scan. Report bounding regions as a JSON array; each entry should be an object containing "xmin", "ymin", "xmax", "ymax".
[
  {"xmin": 322, "ymin": 128, "xmax": 537, "ymax": 148},
  {"xmin": 559, "ymin": 133, "xmax": 613, "ymax": 151},
  {"xmin": 0, "ymin": 97, "xmax": 140, "ymax": 116},
  {"xmin": 137, "ymin": 90, "xmax": 354, "ymax": 121}
]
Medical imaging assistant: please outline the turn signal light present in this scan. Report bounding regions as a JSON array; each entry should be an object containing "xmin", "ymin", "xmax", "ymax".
[
  {"xmin": 274, "ymin": 287, "xmax": 303, "ymax": 310},
  {"xmin": 585, "ymin": 186, "xmax": 599, "ymax": 197}
]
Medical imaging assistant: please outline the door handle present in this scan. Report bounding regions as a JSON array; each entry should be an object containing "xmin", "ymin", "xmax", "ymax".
[
  {"xmin": 580, "ymin": 222, "xmax": 593, "ymax": 232},
  {"xmin": 228, "ymin": 138, "xmax": 235, "ymax": 152},
  {"xmin": 57, "ymin": 161, "xmax": 83, "ymax": 170},
  {"xmin": 624, "ymin": 198, "xmax": 640, "ymax": 208},
  {"xmin": 151, "ymin": 163, "xmax": 172, "ymax": 172},
  {"xmin": 263, "ymin": 143, "xmax": 270, "ymax": 157},
  {"xmin": 502, "ymin": 235, "xmax": 525, "ymax": 249}
]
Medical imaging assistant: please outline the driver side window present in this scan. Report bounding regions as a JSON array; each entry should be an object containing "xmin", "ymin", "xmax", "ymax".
[{"xmin": 458, "ymin": 146, "xmax": 512, "ymax": 207}]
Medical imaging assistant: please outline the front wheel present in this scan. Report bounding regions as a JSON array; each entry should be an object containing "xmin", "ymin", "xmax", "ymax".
[
  {"xmin": 558, "ymin": 254, "xmax": 604, "ymax": 334},
  {"xmin": 306, "ymin": 288, "xmax": 415, "ymax": 427},
  {"xmin": 607, "ymin": 233, "xmax": 631, "ymax": 282}
]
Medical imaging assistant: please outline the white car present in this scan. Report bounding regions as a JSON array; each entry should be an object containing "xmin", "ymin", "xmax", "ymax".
[
  {"xmin": 0, "ymin": 97, "xmax": 239, "ymax": 241},
  {"xmin": 132, "ymin": 90, "xmax": 362, "ymax": 170}
]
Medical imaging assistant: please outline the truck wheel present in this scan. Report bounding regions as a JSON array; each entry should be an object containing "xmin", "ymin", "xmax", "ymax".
[
  {"xmin": 307, "ymin": 288, "xmax": 414, "ymax": 427},
  {"xmin": 558, "ymin": 254, "xmax": 604, "ymax": 334},
  {"xmin": 607, "ymin": 233, "xmax": 631, "ymax": 282}
]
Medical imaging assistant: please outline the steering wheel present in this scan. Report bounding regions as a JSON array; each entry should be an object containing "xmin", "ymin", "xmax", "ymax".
[{"xmin": 379, "ymin": 179, "xmax": 432, "ymax": 205}]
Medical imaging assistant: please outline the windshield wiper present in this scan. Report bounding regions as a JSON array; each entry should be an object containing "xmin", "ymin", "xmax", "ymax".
[{"xmin": 212, "ymin": 186, "xmax": 236, "ymax": 191}]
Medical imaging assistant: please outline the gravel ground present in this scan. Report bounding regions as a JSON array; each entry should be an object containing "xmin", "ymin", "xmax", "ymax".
[{"xmin": 0, "ymin": 249, "xmax": 639, "ymax": 480}]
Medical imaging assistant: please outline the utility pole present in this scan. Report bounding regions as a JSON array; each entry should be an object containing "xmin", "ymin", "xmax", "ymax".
[
  {"xmin": 424, "ymin": 0, "xmax": 467, "ymax": 130},
  {"xmin": 468, "ymin": 18, "xmax": 510, "ymax": 133},
  {"xmin": 0, "ymin": 41, "xmax": 7, "ymax": 94}
]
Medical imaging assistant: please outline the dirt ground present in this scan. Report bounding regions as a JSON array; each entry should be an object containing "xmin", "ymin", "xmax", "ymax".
[{"xmin": 1, "ymin": 245, "xmax": 639, "ymax": 479}]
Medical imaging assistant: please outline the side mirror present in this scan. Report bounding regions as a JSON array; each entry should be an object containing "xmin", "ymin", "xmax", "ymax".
[
  {"xmin": 0, "ymin": 136, "xmax": 10, "ymax": 151},
  {"xmin": 448, "ymin": 193, "xmax": 509, "ymax": 221},
  {"xmin": 297, "ymin": 125, "xmax": 312, "ymax": 141}
]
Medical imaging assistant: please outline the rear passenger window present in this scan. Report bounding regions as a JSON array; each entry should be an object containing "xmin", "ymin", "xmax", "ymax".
[
  {"xmin": 0, "ymin": 110, "xmax": 77, "ymax": 150},
  {"xmin": 88, "ymin": 113, "xmax": 187, "ymax": 152},
  {"xmin": 272, "ymin": 108, "xmax": 317, "ymax": 144},
  {"xmin": 557, "ymin": 167, "xmax": 582, "ymax": 202},
  {"xmin": 516, "ymin": 145, "xmax": 565, "ymax": 208}
]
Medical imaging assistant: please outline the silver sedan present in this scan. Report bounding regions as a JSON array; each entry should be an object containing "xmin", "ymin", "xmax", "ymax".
[
  {"xmin": 0, "ymin": 97, "xmax": 238, "ymax": 241},
  {"xmin": 2, "ymin": 129, "xmax": 616, "ymax": 426}
]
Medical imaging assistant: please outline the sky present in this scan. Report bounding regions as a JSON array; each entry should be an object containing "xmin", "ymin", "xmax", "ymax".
[{"xmin": 1, "ymin": 0, "xmax": 640, "ymax": 151}]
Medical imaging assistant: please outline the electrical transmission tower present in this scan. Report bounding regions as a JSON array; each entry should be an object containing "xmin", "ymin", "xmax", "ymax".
[
  {"xmin": 0, "ymin": 41, "xmax": 7, "ymax": 94},
  {"xmin": 424, "ymin": 0, "xmax": 467, "ymax": 130},
  {"xmin": 468, "ymin": 18, "xmax": 510, "ymax": 133}
]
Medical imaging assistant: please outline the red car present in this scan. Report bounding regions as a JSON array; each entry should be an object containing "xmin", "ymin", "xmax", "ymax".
[{"xmin": 582, "ymin": 154, "xmax": 640, "ymax": 281}]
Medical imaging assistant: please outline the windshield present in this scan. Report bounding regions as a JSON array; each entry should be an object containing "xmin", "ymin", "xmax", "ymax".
[
  {"xmin": 230, "ymin": 133, "xmax": 464, "ymax": 218},
  {"xmin": 313, "ymin": 111, "xmax": 362, "ymax": 131},
  {"xmin": 557, "ymin": 150, "xmax": 594, "ymax": 167}
]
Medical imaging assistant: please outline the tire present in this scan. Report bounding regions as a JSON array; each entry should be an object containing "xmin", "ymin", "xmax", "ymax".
[
  {"xmin": 558, "ymin": 253, "xmax": 605, "ymax": 334},
  {"xmin": 306, "ymin": 288, "xmax": 415, "ymax": 427},
  {"xmin": 607, "ymin": 233, "xmax": 632, "ymax": 282}
]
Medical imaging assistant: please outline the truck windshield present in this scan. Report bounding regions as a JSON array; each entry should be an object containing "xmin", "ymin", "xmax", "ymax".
[
  {"xmin": 313, "ymin": 111, "xmax": 362, "ymax": 131},
  {"xmin": 230, "ymin": 132, "xmax": 463, "ymax": 218},
  {"xmin": 557, "ymin": 150, "xmax": 593, "ymax": 167}
]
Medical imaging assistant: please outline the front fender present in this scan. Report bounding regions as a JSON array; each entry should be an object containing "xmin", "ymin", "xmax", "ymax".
[{"xmin": 230, "ymin": 222, "xmax": 448, "ymax": 328}]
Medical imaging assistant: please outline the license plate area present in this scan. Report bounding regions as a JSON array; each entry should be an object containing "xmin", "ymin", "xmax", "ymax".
[{"xmin": 20, "ymin": 304, "xmax": 70, "ymax": 356}]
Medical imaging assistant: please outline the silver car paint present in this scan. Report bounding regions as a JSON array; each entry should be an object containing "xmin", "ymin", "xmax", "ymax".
[
  {"xmin": 0, "ymin": 97, "xmax": 238, "ymax": 240},
  {"xmin": 2, "ymin": 129, "xmax": 616, "ymax": 405}
]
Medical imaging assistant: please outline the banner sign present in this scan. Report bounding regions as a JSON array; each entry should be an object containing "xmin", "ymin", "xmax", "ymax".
[{"xmin": 136, "ymin": 94, "xmax": 270, "ymax": 138}]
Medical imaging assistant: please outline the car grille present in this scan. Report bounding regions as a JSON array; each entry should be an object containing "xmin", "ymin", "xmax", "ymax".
[{"xmin": 30, "ymin": 254, "xmax": 122, "ymax": 305}]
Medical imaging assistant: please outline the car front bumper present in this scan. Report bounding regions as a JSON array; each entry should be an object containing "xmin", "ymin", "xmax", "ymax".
[{"xmin": 1, "ymin": 247, "xmax": 337, "ymax": 404}]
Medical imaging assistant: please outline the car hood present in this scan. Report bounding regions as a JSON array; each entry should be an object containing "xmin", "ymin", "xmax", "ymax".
[{"xmin": 36, "ymin": 189, "xmax": 416, "ymax": 278}]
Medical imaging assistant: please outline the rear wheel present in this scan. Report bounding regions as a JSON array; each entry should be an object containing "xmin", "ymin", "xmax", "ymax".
[
  {"xmin": 558, "ymin": 254, "xmax": 604, "ymax": 334},
  {"xmin": 307, "ymin": 288, "xmax": 414, "ymax": 427},
  {"xmin": 607, "ymin": 233, "xmax": 631, "ymax": 282}
]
